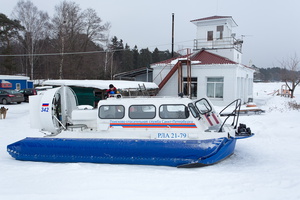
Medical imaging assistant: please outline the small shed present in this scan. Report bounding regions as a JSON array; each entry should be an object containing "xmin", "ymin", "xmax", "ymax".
[
  {"xmin": 0, "ymin": 75, "xmax": 33, "ymax": 90},
  {"xmin": 113, "ymin": 67, "xmax": 153, "ymax": 82}
]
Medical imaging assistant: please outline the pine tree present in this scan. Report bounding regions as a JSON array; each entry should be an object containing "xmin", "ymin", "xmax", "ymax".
[
  {"xmin": 0, "ymin": 13, "xmax": 24, "ymax": 74},
  {"xmin": 122, "ymin": 43, "xmax": 133, "ymax": 71},
  {"xmin": 152, "ymin": 48, "xmax": 160, "ymax": 63},
  {"xmin": 138, "ymin": 48, "xmax": 152, "ymax": 68},
  {"xmin": 132, "ymin": 45, "xmax": 139, "ymax": 69}
]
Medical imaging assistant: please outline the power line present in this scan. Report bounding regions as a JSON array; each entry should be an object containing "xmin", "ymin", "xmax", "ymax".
[
  {"xmin": 0, "ymin": 40, "xmax": 195, "ymax": 57},
  {"xmin": 0, "ymin": 50, "xmax": 107, "ymax": 57}
]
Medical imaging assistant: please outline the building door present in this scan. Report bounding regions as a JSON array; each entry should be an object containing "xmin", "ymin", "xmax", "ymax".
[
  {"xmin": 16, "ymin": 83, "xmax": 21, "ymax": 90},
  {"xmin": 183, "ymin": 77, "xmax": 197, "ymax": 98}
]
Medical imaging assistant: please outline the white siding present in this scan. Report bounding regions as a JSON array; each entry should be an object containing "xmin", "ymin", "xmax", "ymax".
[
  {"xmin": 195, "ymin": 18, "xmax": 234, "ymax": 41},
  {"xmin": 207, "ymin": 49, "xmax": 242, "ymax": 64},
  {"xmin": 153, "ymin": 63, "xmax": 254, "ymax": 106}
]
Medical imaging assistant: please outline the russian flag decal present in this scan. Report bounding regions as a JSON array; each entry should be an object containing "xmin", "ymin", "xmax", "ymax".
[{"xmin": 42, "ymin": 103, "xmax": 49, "ymax": 107}]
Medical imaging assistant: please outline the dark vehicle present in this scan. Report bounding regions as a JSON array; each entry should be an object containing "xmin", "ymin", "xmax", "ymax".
[
  {"xmin": 18, "ymin": 88, "xmax": 38, "ymax": 102},
  {"xmin": 0, "ymin": 89, "xmax": 24, "ymax": 104}
]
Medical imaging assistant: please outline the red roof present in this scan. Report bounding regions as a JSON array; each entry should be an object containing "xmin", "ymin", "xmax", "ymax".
[
  {"xmin": 190, "ymin": 15, "xmax": 233, "ymax": 23},
  {"xmin": 152, "ymin": 50, "xmax": 237, "ymax": 65},
  {"xmin": 191, "ymin": 50, "xmax": 237, "ymax": 64}
]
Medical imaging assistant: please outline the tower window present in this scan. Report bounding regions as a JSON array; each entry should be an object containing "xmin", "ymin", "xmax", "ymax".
[
  {"xmin": 207, "ymin": 31, "xmax": 213, "ymax": 41},
  {"xmin": 217, "ymin": 25, "xmax": 223, "ymax": 39}
]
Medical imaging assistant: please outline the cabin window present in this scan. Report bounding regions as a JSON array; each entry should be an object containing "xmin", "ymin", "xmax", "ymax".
[
  {"xmin": 188, "ymin": 103, "xmax": 199, "ymax": 118},
  {"xmin": 183, "ymin": 77, "xmax": 197, "ymax": 98},
  {"xmin": 207, "ymin": 31, "xmax": 213, "ymax": 41},
  {"xmin": 159, "ymin": 104, "xmax": 189, "ymax": 119},
  {"xmin": 206, "ymin": 77, "xmax": 224, "ymax": 99},
  {"xmin": 129, "ymin": 105, "xmax": 156, "ymax": 119},
  {"xmin": 99, "ymin": 105, "xmax": 125, "ymax": 119}
]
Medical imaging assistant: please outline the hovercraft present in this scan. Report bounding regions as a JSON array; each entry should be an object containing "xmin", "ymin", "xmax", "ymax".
[{"xmin": 7, "ymin": 86, "xmax": 253, "ymax": 167}]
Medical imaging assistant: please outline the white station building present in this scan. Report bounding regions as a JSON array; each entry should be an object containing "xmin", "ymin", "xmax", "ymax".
[{"xmin": 152, "ymin": 16, "xmax": 254, "ymax": 106}]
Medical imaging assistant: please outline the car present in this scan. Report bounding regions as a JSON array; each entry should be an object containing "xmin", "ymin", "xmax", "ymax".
[
  {"xmin": 0, "ymin": 89, "xmax": 24, "ymax": 104},
  {"xmin": 18, "ymin": 88, "xmax": 38, "ymax": 102}
]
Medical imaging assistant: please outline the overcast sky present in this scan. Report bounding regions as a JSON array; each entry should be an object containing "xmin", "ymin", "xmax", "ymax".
[{"xmin": 1, "ymin": 0, "xmax": 300, "ymax": 68}]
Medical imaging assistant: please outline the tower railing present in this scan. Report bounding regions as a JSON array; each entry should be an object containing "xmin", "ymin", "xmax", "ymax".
[{"xmin": 193, "ymin": 36, "xmax": 243, "ymax": 53}]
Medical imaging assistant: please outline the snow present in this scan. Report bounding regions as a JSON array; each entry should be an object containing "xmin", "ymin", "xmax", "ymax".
[
  {"xmin": 0, "ymin": 75, "xmax": 30, "ymax": 80},
  {"xmin": 43, "ymin": 79, "xmax": 158, "ymax": 90},
  {"xmin": 1, "ymin": 82, "xmax": 300, "ymax": 200}
]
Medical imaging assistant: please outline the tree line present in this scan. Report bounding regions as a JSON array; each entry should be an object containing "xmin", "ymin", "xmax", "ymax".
[
  {"xmin": 253, "ymin": 54, "xmax": 300, "ymax": 98},
  {"xmin": 0, "ymin": 0, "xmax": 174, "ymax": 80},
  {"xmin": 254, "ymin": 66, "xmax": 289, "ymax": 82},
  {"xmin": 254, "ymin": 66, "xmax": 300, "ymax": 82}
]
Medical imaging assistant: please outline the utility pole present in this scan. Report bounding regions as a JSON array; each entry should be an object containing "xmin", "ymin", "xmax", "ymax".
[
  {"xmin": 110, "ymin": 51, "xmax": 114, "ymax": 80},
  {"xmin": 30, "ymin": 32, "xmax": 34, "ymax": 80},
  {"xmin": 171, "ymin": 13, "xmax": 174, "ymax": 58},
  {"xmin": 59, "ymin": 21, "xmax": 66, "ymax": 79},
  {"xmin": 59, "ymin": 35, "xmax": 64, "ymax": 79}
]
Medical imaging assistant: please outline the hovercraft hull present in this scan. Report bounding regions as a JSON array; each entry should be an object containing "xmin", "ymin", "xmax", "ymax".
[{"xmin": 7, "ymin": 137, "xmax": 236, "ymax": 167}]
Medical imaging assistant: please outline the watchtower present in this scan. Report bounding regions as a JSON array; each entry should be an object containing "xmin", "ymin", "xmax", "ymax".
[{"xmin": 191, "ymin": 16, "xmax": 243, "ymax": 64}]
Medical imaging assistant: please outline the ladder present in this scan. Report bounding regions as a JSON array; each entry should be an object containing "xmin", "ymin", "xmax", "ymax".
[{"xmin": 138, "ymin": 84, "xmax": 149, "ymax": 96}]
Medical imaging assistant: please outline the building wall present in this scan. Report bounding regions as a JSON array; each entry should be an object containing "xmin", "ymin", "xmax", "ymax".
[
  {"xmin": 0, "ymin": 75, "xmax": 31, "ymax": 90},
  {"xmin": 153, "ymin": 64, "xmax": 179, "ymax": 96},
  {"xmin": 236, "ymin": 65, "xmax": 254, "ymax": 103},
  {"xmin": 207, "ymin": 49, "xmax": 242, "ymax": 64},
  {"xmin": 193, "ymin": 64, "xmax": 237, "ymax": 106},
  {"xmin": 0, "ymin": 79, "xmax": 28, "ymax": 90},
  {"xmin": 28, "ymin": 81, "xmax": 34, "ymax": 88},
  {"xmin": 153, "ymin": 63, "xmax": 254, "ymax": 106},
  {"xmin": 152, "ymin": 64, "xmax": 174, "ymax": 89}
]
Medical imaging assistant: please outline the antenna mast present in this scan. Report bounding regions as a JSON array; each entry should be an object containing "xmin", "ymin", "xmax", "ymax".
[{"xmin": 172, "ymin": 13, "xmax": 174, "ymax": 57}]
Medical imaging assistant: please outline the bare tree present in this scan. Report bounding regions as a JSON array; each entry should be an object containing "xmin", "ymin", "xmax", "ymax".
[
  {"xmin": 51, "ymin": 1, "xmax": 110, "ymax": 79},
  {"xmin": 51, "ymin": 1, "xmax": 82, "ymax": 79},
  {"xmin": 280, "ymin": 54, "xmax": 300, "ymax": 98},
  {"xmin": 78, "ymin": 8, "xmax": 110, "ymax": 78},
  {"xmin": 82, "ymin": 8, "xmax": 110, "ymax": 43},
  {"xmin": 12, "ymin": 0, "xmax": 50, "ymax": 79}
]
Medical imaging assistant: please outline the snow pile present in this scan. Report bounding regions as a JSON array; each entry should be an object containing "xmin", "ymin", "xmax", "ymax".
[
  {"xmin": 43, "ymin": 79, "xmax": 158, "ymax": 90},
  {"xmin": 0, "ymin": 82, "xmax": 300, "ymax": 200}
]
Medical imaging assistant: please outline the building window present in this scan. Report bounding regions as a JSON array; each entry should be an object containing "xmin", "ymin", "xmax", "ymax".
[
  {"xmin": 216, "ymin": 25, "xmax": 223, "ymax": 39},
  {"xmin": 183, "ymin": 77, "xmax": 197, "ymax": 98},
  {"xmin": 207, "ymin": 31, "xmax": 213, "ymax": 41},
  {"xmin": 207, "ymin": 77, "xmax": 224, "ymax": 99}
]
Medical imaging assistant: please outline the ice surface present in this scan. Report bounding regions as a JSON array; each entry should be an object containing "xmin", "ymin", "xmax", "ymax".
[{"xmin": 1, "ymin": 82, "xmax": 300, "ymax": 200}]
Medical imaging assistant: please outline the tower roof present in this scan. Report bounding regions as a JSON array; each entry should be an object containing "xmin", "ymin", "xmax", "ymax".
[{"xmin": 190, "ymin": 15, "xmax": 238, "ymax": 27}]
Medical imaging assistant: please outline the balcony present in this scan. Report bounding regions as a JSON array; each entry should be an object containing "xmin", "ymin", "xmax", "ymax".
[{"xmin": 193, "ymin": 36, "xmax": 243, "ymax": 53}]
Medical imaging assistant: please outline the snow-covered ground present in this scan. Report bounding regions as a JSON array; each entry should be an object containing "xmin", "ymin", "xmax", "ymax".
[{"xmin": 1, "ymin": 82, "xmax": 300, "ymax": 200}]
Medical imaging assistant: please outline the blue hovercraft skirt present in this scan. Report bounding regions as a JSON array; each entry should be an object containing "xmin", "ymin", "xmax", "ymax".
[{"xmin": 7, "ymin": 137, "xmax": 236, "ymax": 167}]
